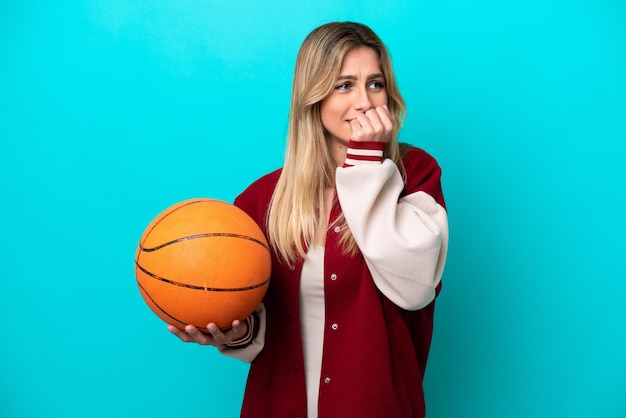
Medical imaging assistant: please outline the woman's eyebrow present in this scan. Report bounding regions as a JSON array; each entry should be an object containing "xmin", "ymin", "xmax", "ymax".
[
  {"xmin": 367, "ymin": 73, "xmax": 384, "ymax": 80},
  {"xmin": 336, "ymin": 72, "xmax": 384, "ymax": 80}
]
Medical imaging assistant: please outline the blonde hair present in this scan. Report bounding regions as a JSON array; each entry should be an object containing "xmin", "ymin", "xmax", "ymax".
[{"xmin": 267, "ymin": 21, "xmax": 407, "ymax": 265}]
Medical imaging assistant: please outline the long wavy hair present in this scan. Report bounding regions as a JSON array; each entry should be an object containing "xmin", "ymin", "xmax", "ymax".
[{"xmin": 267, "ymin": 21, "xmax": 407, "ymax": 265}]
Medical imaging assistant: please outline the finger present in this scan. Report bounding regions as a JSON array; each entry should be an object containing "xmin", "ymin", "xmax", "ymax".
[
  {"xmin": 365, "ymin": 108, "xmax": 384, "ymax": 135},
  {"xmin": 349, "ymin": 118, "xmax": 364, "ymax": 140},
  {"xmin": 168, "ymin": 325, "xmax": 194, "ymax": 343},
  {"xmin": 356, "ymin": 110, "xmax": 387, "ymax": 142},
  {"xmin": 231, "ymin": 318, "xmax": 252, "ymax": 343},
  {"xmin": 229, "ymin": 319, "xmax": 244, "ymax": 340},
  {"xmin": 375, "ymin": 106, "xmax": 393, "ymax": 137},
  {"xmin": 185, "ymin": 325, "xmax": 215, "ymax": 345},
  {"xmin": 205, "ymin": 323, "xmax": 229, "ymax": 345},
  {"xmin": 351, "ymin": 112, "xmax": 374, "ymax": 141},
  {"xmin": 365, "ymin": 107, "xmax": 383, "ymax": 126},
  {"xmin": 375, "ymin": 105, "xmax": 392, "ymax": 125},
  {"xmin": 355, "ymin": 112, "xmax": 371, "ymax": 129}
]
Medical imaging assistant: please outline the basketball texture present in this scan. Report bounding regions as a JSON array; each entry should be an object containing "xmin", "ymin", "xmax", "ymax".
[{"xmin": 135, "ymin": 198, "xmax": 271, "ymax": 332}]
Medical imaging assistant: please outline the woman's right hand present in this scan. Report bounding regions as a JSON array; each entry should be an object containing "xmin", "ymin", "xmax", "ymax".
[
  {"xmin": 168, "ymin": 319, "xmax": 248, "ymax": 347},
  {"xmin": 349, "ymin": 104, "xmax": 393, "ymax": 143}
]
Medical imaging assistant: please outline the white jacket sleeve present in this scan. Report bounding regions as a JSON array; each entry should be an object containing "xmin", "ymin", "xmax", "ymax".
[
  {"xmin": 336, "ymin": 158, "xmax": 448, "ymax": 310},
  {"xmin": 217, "ymin": 303, "xmax": 266, "ymax": 363}
]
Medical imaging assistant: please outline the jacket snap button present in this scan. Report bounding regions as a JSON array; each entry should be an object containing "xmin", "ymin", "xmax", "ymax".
[
  {"xmin": 331, "ymin": 323, "xmax": 338, "ymax": 330},
  {"xmin": 330, "ymin": 273, "xmax": 337, "ymax": 281}
]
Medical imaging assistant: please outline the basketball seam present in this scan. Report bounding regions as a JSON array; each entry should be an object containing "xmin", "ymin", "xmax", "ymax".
[
  {"xmin": 137, "ymin": 280, "xmax": 187, "ymax": 326},
  {"xmin": 141, "ymin": 232, "xmax": 270, "ymax": 252},
  {"xmin": 137, "ymin": 280, "xmax": 211, "ymax": 332},
  {"xmin": 135, "ymin": 260, "xmax": 270, "ymax": 292},
  {"xmin": 140, "ymin": 198, "xmax": 229, "ymax": 248}
]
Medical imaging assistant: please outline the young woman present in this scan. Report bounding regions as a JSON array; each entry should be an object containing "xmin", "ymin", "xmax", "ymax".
[{"xmin": 169, "ymin": 21, "xmax": 449, "ymax": 418}]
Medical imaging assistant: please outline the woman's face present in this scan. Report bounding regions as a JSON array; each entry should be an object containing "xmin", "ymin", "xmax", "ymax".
[{"xmin": 320, "ymin": 47, "xmax": 388, "ymax": 145}]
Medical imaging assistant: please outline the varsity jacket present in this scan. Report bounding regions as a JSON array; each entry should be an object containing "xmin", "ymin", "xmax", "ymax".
[{"xmin": 228, "ymin": 141, "xmax": 448, "ymax": 418}]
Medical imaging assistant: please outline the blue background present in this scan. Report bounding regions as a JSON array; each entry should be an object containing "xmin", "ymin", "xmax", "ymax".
[{"xmin": 1, "ymin": 1, "xmax": 625, "ymax": 417}]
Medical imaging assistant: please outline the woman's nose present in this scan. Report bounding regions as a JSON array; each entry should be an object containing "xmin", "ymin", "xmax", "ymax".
[{"xmin": 353, "ymin": 87, "xmax": 373, "ymax": 111}]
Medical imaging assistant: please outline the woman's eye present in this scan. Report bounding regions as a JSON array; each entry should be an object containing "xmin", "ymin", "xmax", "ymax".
[
  {"xmin": 369, "ymin": 81, "xmax": 385, "ymax": 90},
  {"xmin": 335, "ymin": 82, "xmax": 351, "ymax": 91}
]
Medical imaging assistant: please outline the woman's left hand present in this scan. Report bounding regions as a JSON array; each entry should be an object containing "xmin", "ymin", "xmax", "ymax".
[
  {"xmin": 168, "ymin": 319, "xmax": 248, "ymax": 346},
  {"xmin": 349, "ymin": 104, "xmax": 393, "ymax": 143}
]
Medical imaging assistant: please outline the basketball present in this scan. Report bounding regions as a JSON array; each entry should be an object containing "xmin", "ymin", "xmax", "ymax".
[{"xmin": 134, "ymin": 198, "xmax": 271, "ymax": 332}]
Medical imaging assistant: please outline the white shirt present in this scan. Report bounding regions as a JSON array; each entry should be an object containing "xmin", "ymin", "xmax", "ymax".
[{"xmin": 299, "ymin": 244, "xmax": 325, "ymax": 418}]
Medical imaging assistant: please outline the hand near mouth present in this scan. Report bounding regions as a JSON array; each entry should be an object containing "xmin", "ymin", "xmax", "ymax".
[{"xmin": 349, "ymin": 104, "xmax": 393, "ymax": 143}]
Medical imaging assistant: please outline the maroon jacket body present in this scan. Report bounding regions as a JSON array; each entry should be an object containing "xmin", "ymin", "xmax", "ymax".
[{"xmin": 233, "ymin": 147, "xmax": 445, "ymax": 418}]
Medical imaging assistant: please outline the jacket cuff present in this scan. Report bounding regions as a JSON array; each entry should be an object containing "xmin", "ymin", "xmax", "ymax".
[
  {"xmin": 343, "ymin": 140, "xmax": 386, "ymax": 167},
  {"xmin": 224, "ymin": 311, "xmax": 259, "ymax": 348}
]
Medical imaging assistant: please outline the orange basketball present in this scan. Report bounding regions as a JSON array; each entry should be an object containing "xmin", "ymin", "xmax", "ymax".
[{"xmin": 135, "ymin": 198, "xmax": 271, "ymax": 332}]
